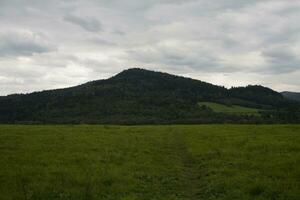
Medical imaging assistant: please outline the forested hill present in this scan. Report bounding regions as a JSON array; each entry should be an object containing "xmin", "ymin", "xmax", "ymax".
[
  {"xmin": 0, "ymin": 68, "xmax": 299, "ymax": 124},
  {"xmin": 281, "ymin": 91, "xmax": 300, "ymax": 102}
]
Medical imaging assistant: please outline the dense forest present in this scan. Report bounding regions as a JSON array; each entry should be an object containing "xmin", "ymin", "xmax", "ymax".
[
  {"xmin": 281, "ymin": 91, "xmax": 300, "ymax": 102},
  {"xmin": 0, "ymin": 68, "xmax": 299, "ymax": 124}
]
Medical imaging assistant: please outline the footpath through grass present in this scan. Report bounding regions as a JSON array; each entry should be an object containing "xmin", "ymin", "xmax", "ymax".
[{"xmin": 0, "ymin": 125, "xmax": 299, "ymax": 200}]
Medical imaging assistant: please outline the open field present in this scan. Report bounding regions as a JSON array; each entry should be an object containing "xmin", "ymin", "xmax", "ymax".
[
  {"xmin": 0, "ymin": 125, "xmax": 299, "ymax": 200},
  {"xmin": 198, "ymin": 102, "xmax": 261, "ymax": 115}
]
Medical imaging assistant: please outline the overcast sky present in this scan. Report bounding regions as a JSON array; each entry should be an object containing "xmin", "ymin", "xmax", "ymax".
[{"xmin": 0, "ymin": 0, "xmax": 300, "ymax": 95}]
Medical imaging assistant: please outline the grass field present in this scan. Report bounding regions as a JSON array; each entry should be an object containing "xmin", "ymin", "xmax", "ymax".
[
  {"xmin": 0, "ymin": 125, "xmax": 299, "ymax": 200},
  {"xmin": 198, "ymin": 102, "xmax": 261, "ymax": 115}
]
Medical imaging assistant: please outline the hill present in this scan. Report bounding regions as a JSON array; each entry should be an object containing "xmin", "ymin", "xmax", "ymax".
[
  {"xmin": 0, "ymin": 68, "xmax": 299, "ymax": 124},
  {"xmin": 281, "ymin": 91, "xmax": 300, "ymax": 102}
]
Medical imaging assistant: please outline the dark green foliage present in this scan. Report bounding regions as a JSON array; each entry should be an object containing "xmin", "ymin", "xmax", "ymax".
[
  {"xmin": 0, "ymin": 68, "xmax": 299, "ymax": 124},
  {"xmin": 229, "ymin": 85, "xmax": 284, "ymax": 108},
  {"xmin": 282, "ymin": 91, "xmax": 300, "ymax": 102}
]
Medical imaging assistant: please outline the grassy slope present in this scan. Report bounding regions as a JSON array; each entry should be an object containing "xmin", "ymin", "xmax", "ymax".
[
  {"xmin": 0, "ymin": 125, "xmax": 299, "ymax": 200},
  {"xmin": 199, "ymin": 102, "xmax": 261, "ymax": 115}
]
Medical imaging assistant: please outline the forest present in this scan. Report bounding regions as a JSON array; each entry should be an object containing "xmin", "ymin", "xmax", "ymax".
[{"xmin": 0, "ymin": 68, "xmax": 299, "ymax": 124}]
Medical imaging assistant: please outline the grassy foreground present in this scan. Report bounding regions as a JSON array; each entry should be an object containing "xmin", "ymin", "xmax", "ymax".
[{"xmin": 0, "ymin": 125, "xmax": 299, "ymax": 200}]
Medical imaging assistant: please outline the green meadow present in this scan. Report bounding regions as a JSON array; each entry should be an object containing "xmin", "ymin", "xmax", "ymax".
[
  {"xmin": 0, "ymin": 125, "xmax": 299, "ymax": 200},
  {"xmin": 198, "ymin": 102, "xmax": 261, "ymax": 115}
]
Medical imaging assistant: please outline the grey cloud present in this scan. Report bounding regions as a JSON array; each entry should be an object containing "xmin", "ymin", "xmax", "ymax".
[
  {"xmin": 79, "ymin": 58, "xmax": 124, "ymax": 75},
  {"xmin": 89, "ymin": 37, "xmax": 117, "ymax": 46},
  {"xmin": 0, "ymin": 30, "xmax": 55, "ymax": 57},
  {"xmin": 112, "ymin": 30, "xmax": 126, "ymax": 35},
  {"xmin": 64, "ymin": 14, "xmax": 103, "ymax": 32},
  {"xmin": 32, "ymin": 53, "xmax": 79, "ymax": 69},
  {"xmin": 93, "ymin": 0, "xmax": 198, "ymax": 11},
  {"xmin": 1, "ymin": 0, "xmax": 300, "ymax": 94},
  {"xmin": 262, "ymin": 47, "xmax": 300, "ymax": 73},
  {"xmin": 127, "ymin": 46, "xmax": 232, "ymax": 73}
]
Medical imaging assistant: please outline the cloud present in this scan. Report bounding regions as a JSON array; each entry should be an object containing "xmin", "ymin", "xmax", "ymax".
[
  {"xmin": 262, "ymin": 46, "xmax": 300, "ymax": 73},
  {"xmin": 127, "ymin": 41, "xmax": 224, "ymax": 72},
  {"xmin": 89, "ymin": 37, "xmax": 117, "ymax": 46},
  {"xmin": 64, "ymin": 14, "xmax": 103, "ymax": 32},
  {"xmin": 0, "ymin": 0, "xmax": 300, "ymax": 95},
  {"xmin": 0, "ymin": 30, "xmax": 55, "ymax": 57}
]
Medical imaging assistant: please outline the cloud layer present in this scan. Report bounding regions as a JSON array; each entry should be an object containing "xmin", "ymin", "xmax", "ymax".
[{"xmin": 0, "ymin": 0, "xmax": 299, "ymax": 95}]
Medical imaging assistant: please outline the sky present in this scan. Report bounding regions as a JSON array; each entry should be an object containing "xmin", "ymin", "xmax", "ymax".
[{"xmin": 0, "ymin": 0, "xmax": 300, "ymax": 95}]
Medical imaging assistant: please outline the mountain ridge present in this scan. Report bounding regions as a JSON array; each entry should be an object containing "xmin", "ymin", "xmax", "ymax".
[
  {"xmin": 0, "ymin": 68, "xmax": 279, "ymax": 97},
  {"xmin": 0, "ymin": 68, "xmax": 299, "ymax": 124},
  {"xmin": 281, "ymin": 91, "xmax": 300, "ymax": 102}
]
